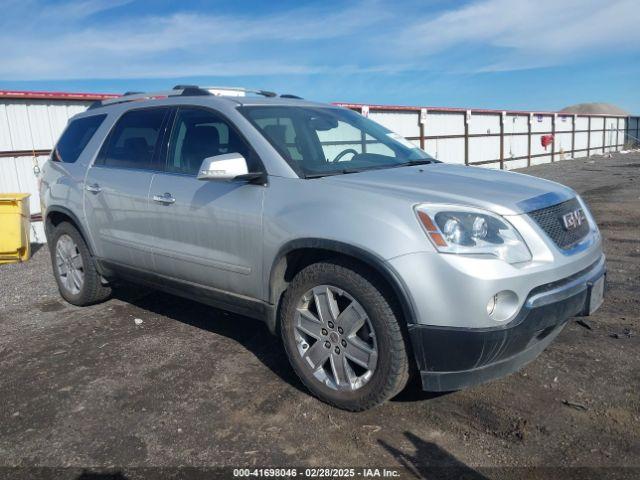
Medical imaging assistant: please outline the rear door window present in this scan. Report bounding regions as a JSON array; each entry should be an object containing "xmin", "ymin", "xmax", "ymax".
[
  {"xmin": 53, "ymin": 114, "xmax": 106, "ymax": 163},
  {"xmin": 100, "ymin": 108, "xmax": 168, "ymax": 170}
]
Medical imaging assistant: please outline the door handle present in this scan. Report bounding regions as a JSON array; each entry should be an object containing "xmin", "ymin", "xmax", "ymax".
[
  {"xmin": 86, "ymin": 183, "xmax": 101, "ymax": 193},
  {"xmin": 153, "ymin": 193, "xmax": 176, "ymax": 205}
]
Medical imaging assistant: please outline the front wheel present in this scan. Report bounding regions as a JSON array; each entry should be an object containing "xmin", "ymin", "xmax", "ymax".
[{"xmin": 280, "ymin": 261, "xmax": 410, "ymax": 411}]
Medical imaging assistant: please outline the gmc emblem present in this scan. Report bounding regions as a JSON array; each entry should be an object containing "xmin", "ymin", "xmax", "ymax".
[{"xmin": 562, "ymin": 208, "xmax": 586, "ymax": 231}]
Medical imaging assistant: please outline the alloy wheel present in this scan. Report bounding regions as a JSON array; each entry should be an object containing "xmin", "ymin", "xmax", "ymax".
[
  {"xmin": 55, "ymin": 234, "xmax": 85, "ymax": 295},
  {"xmin": 294, "ymin": 285, "xmax": 378, "ymax": 391}
]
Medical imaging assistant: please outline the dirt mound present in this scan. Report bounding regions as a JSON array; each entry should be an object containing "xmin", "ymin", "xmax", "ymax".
[{"xmin": 560, "ymin": 102, "xmax": 630, "ymax": 115}]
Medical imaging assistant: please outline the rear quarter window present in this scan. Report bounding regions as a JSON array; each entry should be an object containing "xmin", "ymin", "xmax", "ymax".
[{"xmin": 52, "ymin": 114, "xmax": 107, "ymax": 163}]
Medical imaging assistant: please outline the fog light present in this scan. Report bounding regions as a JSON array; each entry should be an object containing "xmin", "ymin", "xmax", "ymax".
[{"xmin": 486, "ymin": 290, "xmax": 519, "ymax": 322}]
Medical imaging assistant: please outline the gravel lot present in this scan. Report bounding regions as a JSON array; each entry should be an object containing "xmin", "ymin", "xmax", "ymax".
[{"xmin": 0, "ymin": 152, "xmax": 638, "ymax": 479}]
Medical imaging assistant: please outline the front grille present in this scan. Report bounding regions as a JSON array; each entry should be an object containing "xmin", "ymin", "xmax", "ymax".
[{"xmin": 528, "ymin": 198, "xmax": 590, "ymax": 249}]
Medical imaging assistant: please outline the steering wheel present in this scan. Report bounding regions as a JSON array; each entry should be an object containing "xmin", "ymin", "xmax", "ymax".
[{"xmin": 331, "ymin": 148, "xmax": 359, "ymax": 163}]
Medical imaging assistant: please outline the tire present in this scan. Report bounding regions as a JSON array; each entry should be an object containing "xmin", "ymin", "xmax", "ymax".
[
  {"xmin": 280, "ymin": 260, "xmax": 410, "ymax": 411},
  {"xmin": 49, "ymin": 221, "xmax": 111, "ymax": 306}
]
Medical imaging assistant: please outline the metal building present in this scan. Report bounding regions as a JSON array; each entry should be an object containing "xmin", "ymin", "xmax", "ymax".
[{"xmin": 0, "ymin": 90, "xmax": 116, "ymax": 241}]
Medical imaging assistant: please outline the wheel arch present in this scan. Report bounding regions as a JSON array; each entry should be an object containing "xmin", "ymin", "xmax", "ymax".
[
  {"xmin": 45, "ymin": 206, "xmax": 95, "ymax": 256},
  {"xmin": 267, "ymin": 238, "xmax": 417, "ymax": 334}
]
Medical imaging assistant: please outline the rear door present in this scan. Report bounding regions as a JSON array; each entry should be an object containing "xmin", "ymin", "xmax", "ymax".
[
  {"xmin": 84, "ymin": 107, "xmax": 170, "ymax": 270},
  {"xmin": 147, "ymin": 106, "xmax": 265, "ymax": 298}
]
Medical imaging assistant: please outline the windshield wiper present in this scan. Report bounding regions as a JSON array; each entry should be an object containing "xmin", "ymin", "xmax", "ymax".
[
  {"xmin": 305, "ymin": 161, "xmax": 433, "ymax": 178},
  {"xmin": 398, "ymin": 159, "xmax": 437, "ymax": 166},
  {"xmin": 305, "ymin": 168, "xmax": 363, "ymax": 179}
]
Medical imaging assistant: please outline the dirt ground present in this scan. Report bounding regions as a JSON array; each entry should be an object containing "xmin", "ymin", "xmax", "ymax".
[{"xmin": 0, "ymin": 152, "xmax": 638, "ymax": 479}]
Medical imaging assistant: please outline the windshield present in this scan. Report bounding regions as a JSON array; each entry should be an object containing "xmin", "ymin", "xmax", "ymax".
[{"xmin": 240, "ymin": 106, "xmax": 436, "ymax": 177}]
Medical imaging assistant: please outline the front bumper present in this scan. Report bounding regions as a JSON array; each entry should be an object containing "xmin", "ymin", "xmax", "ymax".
[{"xmin": 408, "ymin": 255, "xmax": 606, "ymax": 392}]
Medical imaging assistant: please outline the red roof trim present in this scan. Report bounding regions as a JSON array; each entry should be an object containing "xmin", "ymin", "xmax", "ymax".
[{"xmin": 0, "ymin": 89, "xmax": 119, "ymax": 101}]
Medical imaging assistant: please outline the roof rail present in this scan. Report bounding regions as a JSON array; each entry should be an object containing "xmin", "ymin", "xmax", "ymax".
[
  {"xmin": 201, "ymin": 86, "xmax": 277, "ymax": 98},
  {"xmin": 171, "ymin": 85, "xmax": 213, "ymax": 96},
  {"xmin": 87, "ymin": 86, "xmax": 213, "ymax": 110},
  {"xmin": 87, "ymin": 85, "xmax": 284, "ymax": 110}
]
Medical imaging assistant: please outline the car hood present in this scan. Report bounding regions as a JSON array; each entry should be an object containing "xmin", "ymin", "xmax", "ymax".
[{"xmin": 324, "ymin": 163, "xmax": 575, "ymax": 215}]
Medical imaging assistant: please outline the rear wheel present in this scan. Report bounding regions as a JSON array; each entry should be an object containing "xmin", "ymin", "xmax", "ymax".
[
  {"xmin": 50, "ymin": 222, "xmax": 111, "ymax": 306},
  {"xmin": 280, "ymin": 261, "xmax": 409, "ymax": 411}
]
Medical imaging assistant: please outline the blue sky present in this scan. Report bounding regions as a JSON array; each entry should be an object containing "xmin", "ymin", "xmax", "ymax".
[{"xmin": 1, "ymin": 0, "xmax": 639, "ymax": 112}]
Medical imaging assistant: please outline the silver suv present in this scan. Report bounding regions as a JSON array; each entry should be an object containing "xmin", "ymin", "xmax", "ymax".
[{"xmin": 41, "ymin": 86, "xmax": 606, "ymax": 411}]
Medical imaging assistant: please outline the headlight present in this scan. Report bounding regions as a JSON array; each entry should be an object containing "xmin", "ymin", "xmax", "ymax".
[{"xmin": 415, "ymin": 204, "xmax": 532, "ymax": 264}]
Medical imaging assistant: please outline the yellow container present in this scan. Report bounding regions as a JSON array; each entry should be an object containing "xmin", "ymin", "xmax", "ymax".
[{"xmin": 0, "ymin": 193, "xmax": 31, "ymax": 264}]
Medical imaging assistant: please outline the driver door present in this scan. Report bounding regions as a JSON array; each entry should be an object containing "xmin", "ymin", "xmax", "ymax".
[{"xmin": 147, "ymin": 106, "xmax": 265, "ymax": 299}]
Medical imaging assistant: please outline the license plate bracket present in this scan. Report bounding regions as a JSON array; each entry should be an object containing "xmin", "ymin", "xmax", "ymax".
[{"xmin": 586, "ymin": 274, "xmax": 605, "ymax": 315}]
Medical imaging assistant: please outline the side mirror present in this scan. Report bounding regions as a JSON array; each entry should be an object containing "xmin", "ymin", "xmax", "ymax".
[{"xmin": 197, "ymin": 153, "xmax": 249, "ymax": 181}]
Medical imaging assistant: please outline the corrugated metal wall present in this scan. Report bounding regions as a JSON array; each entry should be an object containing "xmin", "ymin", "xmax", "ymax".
[
  {"xmin": 1, "ymin": 93, "xmax": 639, "ymax": 244},
  {"xmin": 0, "ymin": 99, "xmax": 93, "ymax": 242}
]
